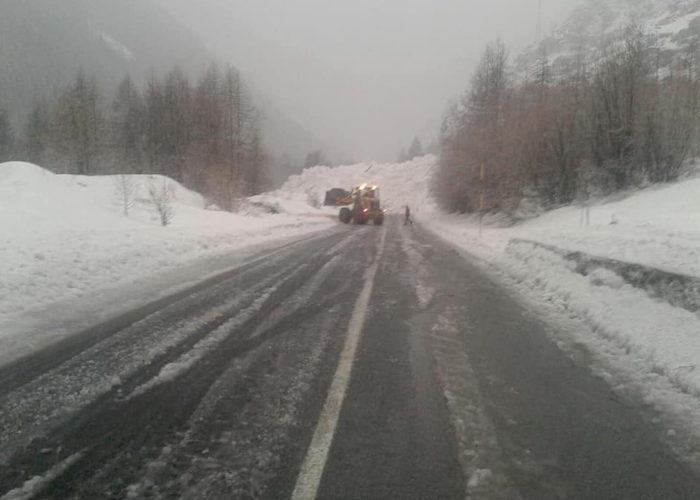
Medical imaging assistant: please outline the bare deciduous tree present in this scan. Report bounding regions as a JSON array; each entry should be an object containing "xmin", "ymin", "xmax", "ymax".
[
  {"xmin": 148, "ymin": 177, "xmax": 175, "ymax": 226},
  {"xmin": 113, "ymin": 174, "xmax": 139, "ymax": 216},
  {"xmin": 435, "ymin": 26, "xmax": 698, "ymax": 217}
]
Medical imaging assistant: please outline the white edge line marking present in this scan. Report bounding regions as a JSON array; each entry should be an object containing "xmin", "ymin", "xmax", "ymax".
[{"xmin": 291, "ymin": 227, "xmax": 388, "ymax": 500}]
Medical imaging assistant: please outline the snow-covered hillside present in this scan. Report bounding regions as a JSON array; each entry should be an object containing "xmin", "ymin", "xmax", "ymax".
[
  {"xmin": 0, "ymin": 0, "xmax": 212, "ymax": 125},
  {"xmin": 517, "ymin": 0, "xmax": 700, "ymax": 77},
  {"xmin": 0, "ymin": 162, "xmax": 334, "ymax": 362}
]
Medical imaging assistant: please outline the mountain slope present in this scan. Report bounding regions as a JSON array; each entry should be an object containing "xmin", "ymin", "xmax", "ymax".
[
  {"xmin": 517, "ymin": 0, "xmax": 700, "ymax": 77},
  {"xmin": 0, "ymin": 0, "xmax": 214, "ymax": 124},
  {"xmin": 157, "ymin": 0, "xmax": 340, "ymax": 184},
  {"xmin": 0, "ymin": 0, "xmax": 330, "ymax": 185}
]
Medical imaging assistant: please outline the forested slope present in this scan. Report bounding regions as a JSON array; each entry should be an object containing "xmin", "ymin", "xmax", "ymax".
[
  {"xmin": 436, "ymin": 0, "xmax": 700, "ymax": 216},
  {"xmin": 0, "ymin": 0, "xmax": 211, "ymax": 125}
]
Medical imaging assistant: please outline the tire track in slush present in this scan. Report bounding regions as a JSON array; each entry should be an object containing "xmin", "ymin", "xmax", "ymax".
[
  {"xmin": 124, "ymin": 251, "xmax": 361, "ymax": 499},
  {"xmin": 0, "ymin": 230, "xmax": 342, "ymax": 398},
  {"xmin": 291, "ymin": 227, "xmax": 387, "ymax": 500},
  {"xmin": 401, "ymin": 226, "xmax": 516, "ymax": 498},
  {"xmin": 0, "ymin": 231, "xmax": 357, "ymax": 498},
  {"xmin": 53, "ymin": 242, "xmax": 367, "ymax": 499},
  {"xmin": 429, "ymin": 308, "xmax": 519, "ymax": 499},
  {"xmin": 0, "ymin": 234, "xmax": 343, "ymax": 467}
]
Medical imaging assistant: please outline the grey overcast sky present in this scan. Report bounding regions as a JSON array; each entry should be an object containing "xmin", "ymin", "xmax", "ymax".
[{"xmin": 164, "ymin": 0, "xmax": 582, "ymax": 162}]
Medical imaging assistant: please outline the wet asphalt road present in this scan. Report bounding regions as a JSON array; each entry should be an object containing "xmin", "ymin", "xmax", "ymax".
[{"xmin": 1, "ymin": 216, "xmax": 700, "ymax": 499}]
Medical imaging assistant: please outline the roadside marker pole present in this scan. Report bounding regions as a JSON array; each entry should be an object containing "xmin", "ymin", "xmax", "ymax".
[{"xmin": 479, "ymin": 162, "xmax": 485, "ymax": 238}]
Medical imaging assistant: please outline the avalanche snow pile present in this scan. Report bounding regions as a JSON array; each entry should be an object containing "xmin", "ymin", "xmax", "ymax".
[
  {"xmin": 0, "ymin": 161, "xmax": 333, "ymax": 358},
  {"xmin": 276, "ymin": 155, "xmax": 436, "ymax": 214}
]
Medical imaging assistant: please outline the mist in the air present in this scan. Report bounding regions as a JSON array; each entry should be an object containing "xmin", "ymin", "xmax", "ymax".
[{"xmin": 160, "ymin": 0, "xmax": 580, "ymax": 162}]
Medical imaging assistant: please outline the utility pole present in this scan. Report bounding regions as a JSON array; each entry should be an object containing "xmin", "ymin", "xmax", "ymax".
[
  {"xmin": 536, "ymin": 0, "xmax": 543, "ymax": 43},
  {"xmin": 479, "ymin": 161, "xmax": 485, "ymax": 238}
]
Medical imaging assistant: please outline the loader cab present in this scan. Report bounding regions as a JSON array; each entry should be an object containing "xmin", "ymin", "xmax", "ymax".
[{"xmin": 340, "ymin": 184, "xmax": 384, "ymax": 226}]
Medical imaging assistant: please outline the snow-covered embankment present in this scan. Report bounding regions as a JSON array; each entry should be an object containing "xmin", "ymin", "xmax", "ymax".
[
  {"xmin": 0, "ymin": 162, "xmax": 334, "ymax": 363},
  {"xmin": 425, "ymin": 177, "xmax": 700, "ymax": 400}
]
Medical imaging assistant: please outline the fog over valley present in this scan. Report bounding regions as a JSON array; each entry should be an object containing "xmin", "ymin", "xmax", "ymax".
[
  {"xmin": 0, "ymin": 0, "xmax": 579, "ymax": 180},
  {"xmin": 160, "ymin": 0, "xmax": 579, "ymax": 162}
]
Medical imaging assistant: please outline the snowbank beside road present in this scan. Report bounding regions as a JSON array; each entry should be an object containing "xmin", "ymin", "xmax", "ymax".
[
  {"xmin": 423, "ymin": 176, "xmax": 700, "ymax": 400},
  {"xmin": 426, "ymin": 176, "xmax": 700, "ymax": 277},
  {"xmin": 0, "ymin": 162, "xmax": 334, "ymax": 345}
]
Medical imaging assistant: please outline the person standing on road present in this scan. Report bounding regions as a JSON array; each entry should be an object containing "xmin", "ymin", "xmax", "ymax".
[{"xmin": 404, "ymin": 205, "xmax": 413, "ymax": 226}]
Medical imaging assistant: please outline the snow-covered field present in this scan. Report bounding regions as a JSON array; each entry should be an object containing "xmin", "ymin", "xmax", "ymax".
[{"xmin": 0, "ymin": 162, "xmax": 336, "ymax": 363}]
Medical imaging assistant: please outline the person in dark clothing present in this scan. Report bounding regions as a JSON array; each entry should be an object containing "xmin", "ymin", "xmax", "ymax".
[{"xmin": 404, "ymin": 205, "xmax": 413, "ymax": 225}]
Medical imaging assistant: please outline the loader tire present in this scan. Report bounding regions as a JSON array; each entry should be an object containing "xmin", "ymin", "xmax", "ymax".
[{"xmin": 339, "ymin": 207, "xmax": 352, "ymax": 224}]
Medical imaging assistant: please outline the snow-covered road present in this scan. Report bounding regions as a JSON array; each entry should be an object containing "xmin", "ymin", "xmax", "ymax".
[{"xmin": 2, "ymin": 218, "xmax": 700, "ymax": 499}]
